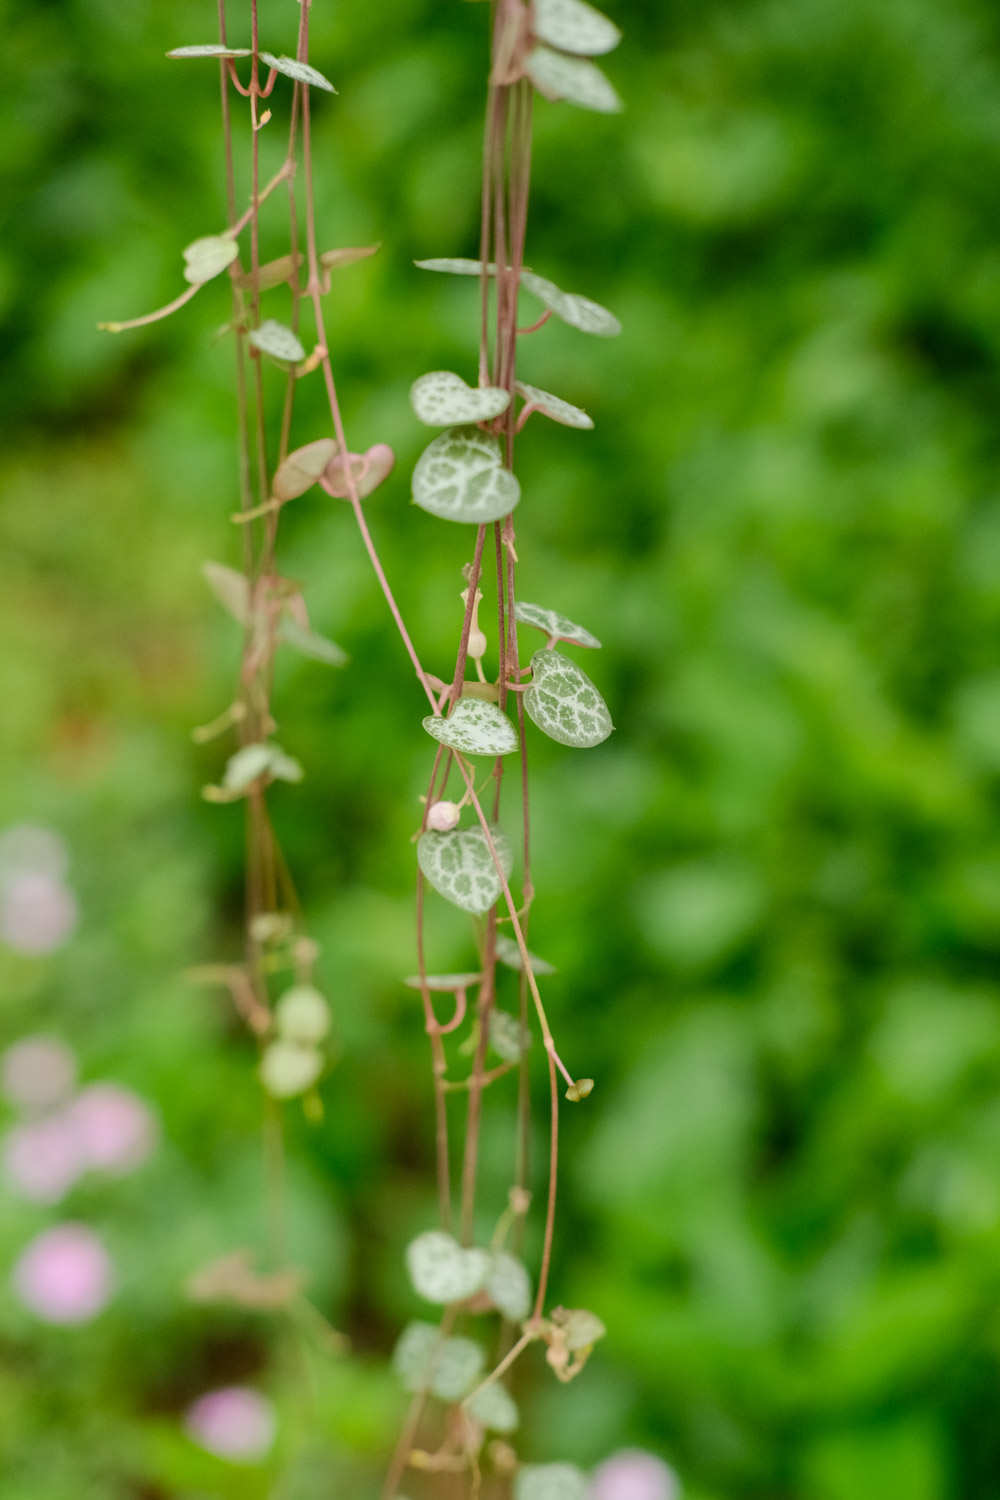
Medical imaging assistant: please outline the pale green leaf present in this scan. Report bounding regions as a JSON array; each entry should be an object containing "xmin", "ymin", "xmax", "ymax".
[
  {"xmin": 465, "ymin": 1381, "xmax": 519, "ymax": 1433},
  {"xmin": 260, "ymin": 1041, "xmax": 322, "ymax": 1099},
  {"xmin": 278, "ymin": 619, "xmax": 348, "ymax": 667},
  {"xmin": 182, "ymin": 235, "xmax": 238, "ymax": 286},
  {"xmin": 515, "ymin": 380, "xmax": 593, "ymax": 430},
  {"xmin": 273, "ymin": 439, "xmax": 339, "ymax": 501},
  {"xmin": 167, "ymin": 44, "xmax": 252, "ymax": 59},
  {"xmin": 411, "ymin": 371, "xmax": 510, "ymax": 426},
  {"xmin": 486, "ymin": 1251, "xmax": 532, "ymax": 1321},
  {"xmin": 524, "ymin": 650, "xmax": 613, "ymax": 748},
  {"xmin": 422, "ymin": 700, "xmax": 519, "ymax": 757},
  {"xmin": 222, "ymin": 741, "xmax": 304, "ymax": 791},
  {"xmin": 414, "ymin": 258, "xmax": 497, "ymax": 276},
  {"xmin": 320, "ymin": 243, "xmax": 381, "ymax": 271},
  {"xmin": 393, "ymin": 1322, "xmax": 485, "ymax": 1400},
  {"xmin": 406, "ymin": 1231, "xmax": 489, "ymax": 1303},
  {"xmin": 515, "ymin": 601, "xmax": 601, "ymax": 649},
  {"xmin": 249, "ymin": 319, "xmax": 305, "ymax": 363},
  {"xmin": 494, "ymin": 932, "xmax": 557, "ymax": 975},
  {"xmin": 553, "ymin": 1306, "xmax": 606, "ymax": 1350},
  {"xmin": 519, "ymin": 270, "xmax": 621, "ymax": 337},
  {"xmin": 202, "ymin": 562, "xmax": 251, "ymax": 626},
  {"xmin": 404, "ymin": 972, "xmax": 482, "ymax": 991},
  {"xmin": 417, "ymin": 828, "xmax": 513, "ymax": 916},
  {"xmin": 488, "ymin": 1010, "xmax": 532, "ymax": 1063},
  {"xmin": 258, "ymin": 51, "xmax": 336, "ymax": 92},
  {"xmin": 532, "ymin": 0, "xmax": 622, "ymax": 56},
  {"xmin": 515, "ymin": 1465, "xmax": 589, "ymax": 1500},
  {"xmin": 274, "ymin": 984, "xmax": 331, "ymax": 1044},
  {"xmin": 412, "ymin": 427, "xmax": 520, "ymax": 524},
  {"xmin": 525, "ymin": 45, "xmax": 622, "ymax": 114}
]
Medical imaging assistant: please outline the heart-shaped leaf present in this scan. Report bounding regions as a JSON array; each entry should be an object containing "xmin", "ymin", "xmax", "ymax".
[
  {"xmin": 494, "ymin": 931, "xmax": 557, "ymax": 974},
  {"xmin": 406, "ymin": 1231, "xmax": 490, "ymax": 1303},
  {"xmin": 422, "ymin": 700, "xmax": 519, "ymax": 757},
  {"xmin": 411, "ymin": 371, "xmax": 510, "ymax": 426},
  {"xmin": 249, "ymin": 319, "xmax": 305, "ymax": 364},
  {"xmin": 222, "ymin": 741, "xmax": 304, "ymax": 792},
  {"xmin": 412, "ymin": 427, "xmax": 520, "ymax": 524},
  {"xmin": 393, "ymin": 1322, "xmax": 485, "ymax": 1400},
  {"xmin": 524, "ymin": 650, "xmax": 613, "ymax": 748},
  {"xmin": 167, "ymin": 44, "xmax": 252, "ymax": 59},
  {"xmin": 515, "ymin": 380, "xmax": 593, "ymax": 430},
  {"xmin": 278, "ymin": 618, "xmax": 348, "ymax": 667},
  {"xmin": 488, "ymin": 1010, "xmax": 532, "ymax": 1063},
  {"xmin": 515, "ymin": 1465, "xmax": 589, "ymax": 1500},
  {"xmin": 465, "ymin": 1381, "xmax": 519, "ymax": 1433},
  {"xmin": 182, "ymin": 235, "xmax": 238, "ymax": 286},
  {"xmin": 321, "ymin": 443, "xmax": 396, "ymax": 500},
  {"xmin": 202, "ymin": 562, "xmax": 251, "ymax": 625},
  {"xmin": 258, "ymin": 51, "xmax": 336, "ymax": 92},
  {"xmin": 520, "ymin": 270, "xmax": 621, "ymax": 337},
  {"xmin": 525, "ymin": 45, "xmax": 622, "ymax": 114},
  {"xmin": 532, "ymin": 0, "xmax": 622, "ymax": 56},
  {"xmin": 273, "ymin": 439, "xmax": 339, "ymax": 501},
  {"xmin": 485, "ymin": 1251, "xmax": 532, "ymax": 1321},
  {"xmin": 418, "ymin": 827, "xmax": 513, "ymax": 916},
  {"xmin": 515, "ymin": 601, "xmax": 601, "ymax": 649}
]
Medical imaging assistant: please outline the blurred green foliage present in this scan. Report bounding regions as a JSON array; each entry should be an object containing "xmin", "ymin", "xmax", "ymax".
[{"xmin": 4, "ymin": 0, "xmax": 1000, "ymax": 1495}]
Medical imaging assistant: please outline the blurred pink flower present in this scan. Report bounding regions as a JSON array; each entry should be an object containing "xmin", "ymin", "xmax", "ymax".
[
  {"xmin": 591, "ymin": 1451, "xmax": 679, "ymax": 1500},
  {"xmin": 184, "ymin": 1386, "xmax": 277, "ymax": 1462},
  {"xmin": 12, "ymin": 1223, "xmax": 114, "ymax": 1324},
  {"xmin": 2, "ymin": 1115, "xmax": 84, "ymax": 1202},
  {"xmin": 70, "ymin": 1083, "xmax": 157, "ymax": 1175},
  {"xmin": 1, "ymin": 1035, "xmax": 76, "ymax": 1113},
  {"xmin": 0, "ymin": 871, "xmax": 77, "ymax": 955}
]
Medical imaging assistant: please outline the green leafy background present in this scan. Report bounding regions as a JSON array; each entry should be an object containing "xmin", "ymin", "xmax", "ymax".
[{"xmin": 4, "ymin": 0, "xmax": 1000, "ymax": 1496}]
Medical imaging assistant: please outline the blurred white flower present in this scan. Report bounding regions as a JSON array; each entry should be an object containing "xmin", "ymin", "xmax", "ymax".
[
  {"xmin": 591, "ymin": 1451, "xmax": 680, "ymax": 1500},
  {"xmin": 0, "ymin": 871, "xmax": 77, "ymax": 955},
  {"xmin": 1, "ymin": 1035, "xmax": 76, "ymax": 1113},
  {"xmin": 69, "ymin": 1083, "xmax": 157, "ymax": 1175},
  {"xmin": 184, "ymin": 1386, "xmax": 277, "ymax": 1462},
  {"xmin": 2, "ymin": 1114, "xmax": 84, "ymax": 1202},
  {"xmin": 12, "ymin": 1222, "xmax": 114, "ymax": 1323}
]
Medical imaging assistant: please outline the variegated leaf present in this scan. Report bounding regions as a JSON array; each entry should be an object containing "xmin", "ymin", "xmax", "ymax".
[
  {"xmin": 414, "ymin": 258, "xmax": 498, "ymax": 276},
  {"xmin": 466, "ymin": 1381, "xmax": 519, "ymax": 1433},
  {"xmin": 488, "ymin": 1010, "xmax": 532, "ymax": 1063},
  {"xmin": 417, "ymin": 828, "xmax": 513, "ymax": 916},
  {"xmin": 182, "ymin": 235, "xmax": 238, "ymax": 286},
  {"xmin": 258, "ymin": 52, "xmax": 336, "ymax": 92},
  {"xmin": 525, "ymin": 45, "xmax": 622, "ymax": 114},
  {"xmin": 486, "ymin": 1251, "xmax": 532, "ymax": 1321},
  {"xmin": 532, "ymin": 0, "xmax": 622, "ymax": 56},
  {"xmin": 412, "ymin": 427, "xmax": 520, "ymax": 524},
  {"xmin": 406, "ymin": 1231, "xmax": 489, "ymax": 1303},
  {"xmin": 422, "ymin": 699, "xmax": 518, "ymax": 757},
  {"xmin": 411, "ymin": 370, "xmax": 510, "ymax": 426},
  {"xmin": 524, "ymin": 650, "xmax": 613, "ymax": 748},
  {"xmin": 494, "ymin": 931, "xmax": 557, "ymax": 974},
  {"xmin": 515, "ymin": 601, "xmax": 602, "ymax": 649},
  {"xmin": 393, "ymin": 1322, "xmax": 485, "ymax": 1400},
  {"xmin": 520, "ymin": 270, "xmax": 621, "ymax": 337},
  {"xmin": 515, "ymin": 380, "xmax": 593, "ymax": 430},
  {"xmin": 249, "ymin": 319, "xmax": 305, "ymax": 363},
  {"xmin": 167, "ymin": 44, "xmax": 252, "ymax": 59}
]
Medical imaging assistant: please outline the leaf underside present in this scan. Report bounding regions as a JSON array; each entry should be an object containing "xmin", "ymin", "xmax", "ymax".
[{"xmin": 515, "ymin": 379, "xmax": 593, "ymax": 429}]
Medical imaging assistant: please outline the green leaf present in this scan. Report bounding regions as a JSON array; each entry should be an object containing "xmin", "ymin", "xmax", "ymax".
[
  {"xmin": 404, "ymin": 972, "xmax": 482, "ymax": 991},
  {"xmin": 167, "ymin": 44, "xmax": 252, "ymax": 59},
  {"xmin": 531, "ymin": 0, "xmax": 622, "ymax": 56},
  {"xmin": 414, "ymin": 258, "xmax": 498, "ymax": 276},
  {"xmin": 273, "ymin": 439, "xmax": 339, "ymax": 501},
  {"xmin": 406, "ymin": 1231, "xmax": 489, "ymax": 1303},
  {"xmin": 393, "ymin": 1322, "xmax": 485, "ymax": 1400},
  {"xmin": 515, "ymin": 380, "xmax": 593, "ymax": 430},
  {"xmin": 515, "ymin": 1465, "xmax": 589, "ymax": 1500},
  {"xmin": 494, "ymin": 932, "xmax": 557, "ymax": 975},
  {"xmin": 486, "ymin": 1251, "xmax": 532, "ymax": 1321},
  {"xmin": 519, "ymin": 270, "xmax": 621, "ymax": 337},
  {"xmin": 249, "ymin": 319, "xmax": 306, "ymax": 364},
  {"xmin": 412, "ymin": 427, "xmax": 520, "ymax": 524},
  {"xmin": 258, "ymin": 52, "xmax": 336, "ymax": 92},
  {"xmin": 411, "ymin": 371, "xmax": 510, "ymax": 426},
  {"xmin": 278, "ymin": 618, "xmax": 348, "ymax": 667},
  {"xmin": 417, "ymin": 828, "xmax": 513, "ymax": 916},
  {"xmin": 525, "ymin": 45, "xmax": 622, "ymax": 114},
  {"xmin": 202, "ymin": 562, "xmax": 251, "ymax": 626},
  {"xmin": 222, "ymin": 741, "xmax": 304, "ymax": 791},
  {"xmin": 488, "ymin": 1010, "xmax": 532, "ymax": 1063},
  {"xmin": 259, "ymin": 1041, "xmax": 322, "ymax": 1099},
  {"xmin": 466, "ymin": 1381, "xmax": 519, "ymax": 1433},
  {"xmin": 319, "ymin": 243, "xmax": 381, "ymax": 271},
  {"xmin": 182, "ymin": 235, "xmax": 238, "ymax": 286},
  {"xmin": 422, "ymin": 700, "xmax": 519, "ymax": 757},
  {"xmin": 515, "ymin": 601, "xmax": 601, "ymax": 649},
  {"xmin": 274, "ymin": 985, "xmax": 331, "ymax": 1044},
  {"xmin": 552, "ymin": 1306, "xmax": 606, "ymax": 1350},
  {"xmin": 524, "ymin": 650, "xmax": 613, "ymax": 748}
]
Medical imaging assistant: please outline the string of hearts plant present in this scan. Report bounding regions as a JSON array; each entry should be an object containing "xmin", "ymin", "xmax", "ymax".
[{"xmin": 99, "ymin": 1, "xmax": 624, "ymax": 1495}]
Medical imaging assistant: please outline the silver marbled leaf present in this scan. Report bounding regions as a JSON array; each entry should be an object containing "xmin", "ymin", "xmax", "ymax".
[
  {"xmin": 485, "ymin": 1251, "xmax": 532, "ymax": 1321},
  {"xmin": 532, "ymin": 0, "xmax": 622, "ymax": 56},
  {"xmin": 249, "ymin": 319, "xmax": 305, "ymax": 363},
  {"xmin": 520, "ymin": 270, "xmax": 621, "ymax": 337},
  {"xmin": 423, "ymin": 699, "xmax": 519, "ymax": 757},
  {"xmin": 412, "ymin": 427, "xmax": 520, "ymax": 524},
  {"xmin": 167, "ymin": 44, "xmax": 252, "ymax": 59},
  {"xmin": 515, "ymin": 380, "xmax": 593, "ymax": 430},
  {"xmin": 466, "ymin": 1381, "xmax": 519, "ymax": 1433},
  {"xmin": 411, "ymin": 370, "xmax": 510, "ymax": 426},
  {"xmin": 417, "ymin": 827, "xmax": 513, "ymax": 916},
  {"xmin": 525, "ymin": 45, "xmax": 622, "ymax": 114},
  {"xmin": 406, "ymin": 1231, "xmax": 489, "ymax": 1303},
  {"xmin": 524, "ymin": 650, "xmax": 613, "ymax": 748},
  {"xmin": 515, "ymin": 601, "xmax": 602, "ymax": 649},
  {"xmin": 494, "ymin": 931, "xmax": 557, "ymax": 975},
  {"xmin": 393, "ymin": 1321, "xmax": 485, "ymax": 1400},
  {"xmin": 488, "ymin": 1010, "xmax": 532, "ymax": 1063},
  {"xmin": 258, "ymin": 51, "xmax": 336, "ymax": 92}
]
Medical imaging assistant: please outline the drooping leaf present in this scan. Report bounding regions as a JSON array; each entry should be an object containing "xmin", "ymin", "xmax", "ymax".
[
  {"xmin": 406, "ymin": 1231, "xmax": 489, "ymax": 1303},
  {"xmin": 515, "ymin": 380, "xmax": 593, "ymax": 430},
  {"xmin": 422, "ymin": 700, "xmax": 519, "ymax": 757},
  {"xmin": 259, "ymin": 1040, "xmax": 322, "ymax": 1099},
  {"xmin": 524, "ymin": 45, "xmax": 622, "ymax": 114},
  {"xmin": 515, "ymin": 601, "xmax": 602, "ymax": 649},
  {"xmin": 278, "ymin": 618, "xmax": 348, "ymax": 667},
  {"xmin": 249, "ymin": 319, "xmax": 306, "ymax": 363},
  {"xmin": 486, "ymin": 1251, "xmax": 532, "ymax": 1321},
  {"xmin": 417, "ymin": 828, "xmax": 513, "ymax": 916},
  {"xmin": 488, "ymin": 1010, "xmax": 532, "ymax": 1063},
  {"xmin": 494, "ymin": 932, "xmax": 557, "ymax": 975},
  {"xmin": 273, "ymin": 439, "xmax": 339, "ymax": 501},
  {"xmin": 182, "ymin": 235, "xmax": 238, "ymax": 286},
  {"xmin": 515, "ymin": 1465, "xmax": 590, "ymax": 1500},
  {"xmin": 411, "ymin": 371, "xmax": 510, "ymax": 426},
  {"xmin": 222, "ymin": 741, "xmax": 304, "ymax": 792},
  {"xmin": 519, "ymin": 270, "xmax": 621, "ymax": 337},
  {"xmin": 167, "ymin": 44, "xmax": 252, "ymax": 59},
  {"xmin": 414, "ymin": 258, "xmax": 497, "ymax": 276},
  {"xmin": 531, "ymin": 0, "xmax": 622, "ymax": 56},
  {"xmin": 393, "ymin": 1322, "xmax": 485, "ymax": 1400},
  {"xmin": 320, "ymin": 244, "xmax": 381, "ymax": 271},
  {"xmin": 412, "ymin": 427, "xmax": 520, "ymax": 524},
  {"xmin": 321, "ymin": 443, "xmax": 395, "ymax": 500},
  {"xmin": 258, "ymin": 51, "xmax": 336, "ymax": 92},
  {"xmin": 524, "ymin": 650, "xmax": 613, "ymax": 748},
  {"xmin": 466, "ymin": 1381, "xmax": 519, "ymax": 1433},
  {"xmin": 202, "ymin": 562, "xmax": 251, "ymax": 626}
]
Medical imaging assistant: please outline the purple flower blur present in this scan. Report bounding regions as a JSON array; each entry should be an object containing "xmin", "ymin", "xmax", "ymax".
[
  {"xmin": 70, "ymin": 1083, "xmax": 157, "ymax": 1175},
  {"xmin": 591, "ymin": 1451, "xmax": 680, "ymax": 1500},
  {"xmin": 2, "ymin": 1115, "xmax": 84, "ymax": 1203},
  {"xmin": 12, "ymin": 1223, "xmax": 114, "ymax": 1324},
  {"xmin": 184, "ymin": 1386, "xmax": 277, "ymax": 1463}
]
